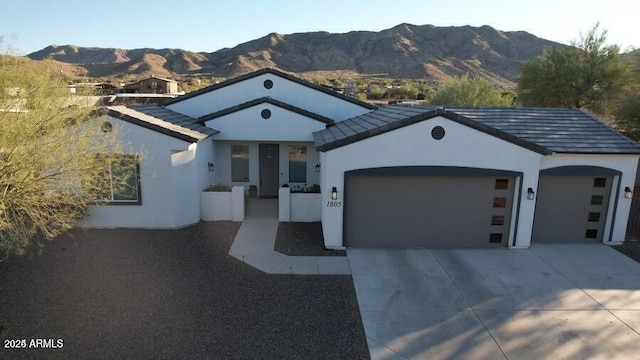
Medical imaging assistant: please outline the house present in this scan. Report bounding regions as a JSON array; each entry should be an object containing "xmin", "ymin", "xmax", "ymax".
[
  {"xmin": 123, "ymin": 76, "xmax": 179, "ymax": 94},
  {"xmin": 82, "ymin": 68, "xmax": 640, "ymax": 249}
]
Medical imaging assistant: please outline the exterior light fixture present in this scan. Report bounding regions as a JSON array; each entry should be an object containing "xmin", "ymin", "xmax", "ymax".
[
  {"xmin": 208, "ymin": 162, "xmax": 214, "ymax": 172},
  {"xmin": 527, "ymin": 187, "xmax": 535, "ymax": 200},
  {"xmin": 625, "ymin": 186, "xmax": 633, "ymax": 199},
  {"xmin": 315, "ymin": 163, "xmax": 321, "ymax": 173},
  {"xmin": 331, "ymin": 187, "xmax": 338, "ymax": 200}
]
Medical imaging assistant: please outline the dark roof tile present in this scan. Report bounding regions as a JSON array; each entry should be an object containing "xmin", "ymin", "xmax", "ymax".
[
  {"xmin": 107, "ymin": 105, "xmax": 218, "ymax": 143},
  {"xmin": 313, "ymin": 105, "xmax": 640, "ymax": 154}
]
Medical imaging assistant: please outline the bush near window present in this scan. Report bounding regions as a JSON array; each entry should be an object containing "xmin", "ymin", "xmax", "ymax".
[
  {"xmin": 203, "ymin": 184, "xmax": 232, "ymax": 192},
  {"xmin": 0, "ymin": 47, "xmax": 123, "ymax": 259}
]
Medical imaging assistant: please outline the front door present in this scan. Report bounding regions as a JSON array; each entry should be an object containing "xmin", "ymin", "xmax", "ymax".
[{"xmin": 259, "ymin": 144, "xmax": 279, "ymax": 198}]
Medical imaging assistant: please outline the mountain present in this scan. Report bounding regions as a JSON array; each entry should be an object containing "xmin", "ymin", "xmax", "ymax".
[{"xmin": 27, "ymin": 24, "xmax": 563, "ymax": 85}]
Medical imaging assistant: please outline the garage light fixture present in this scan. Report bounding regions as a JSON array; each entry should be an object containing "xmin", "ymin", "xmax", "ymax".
[
  {"xmin": 331, "ymin": 187, "xmax": 338, "ymax": 200},
  {"xmin": 208, "ymin": 162, "xmax": 214, "ymax": 172},
  {"xmin": 315, "ymin": 163, "xmax": 321, "ymax": 173},
  {"xmin": 527, "ymin": 187, "xmax": 535, "ymax": 200},
  {"xmin": 625, "ymin": 186, "xmax": 633, "ymax": 199}
]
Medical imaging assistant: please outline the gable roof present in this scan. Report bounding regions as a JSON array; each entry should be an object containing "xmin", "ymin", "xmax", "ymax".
[
  {"xmin": 314, "ymin": 105, "xmax": 640, "ymax": 155},
  {"xmin": 163, "ymin": 67, "xmax": 377, "ymax": 110},
  {"xmin": 198, "ymin": 97, "xmax": 334, "ymax": 125},
  {"xmin": 106, "ymin": 105, "xmax": 218, "ymax": 143},
  {"xmin": 126, "ymin": 76, "xmax": 177, "ymax": 85}
]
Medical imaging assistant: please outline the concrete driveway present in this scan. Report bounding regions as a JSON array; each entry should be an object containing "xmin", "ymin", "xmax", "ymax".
[{"xmin": 348, "ymin": 244, "xmax": 640, "ymax": 359}]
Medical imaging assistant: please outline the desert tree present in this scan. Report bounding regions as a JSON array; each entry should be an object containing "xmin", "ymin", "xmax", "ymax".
[
  {"xmin": 428, "ymin": 74, "xmax": 514, "ymax": 106},
  {"xmin": 0, "ymin": 43, "xmax": 124, "ymax": 259},
  {"xmin": 517, "ymin": 23, "xmax": 630, "ymax": 110}
]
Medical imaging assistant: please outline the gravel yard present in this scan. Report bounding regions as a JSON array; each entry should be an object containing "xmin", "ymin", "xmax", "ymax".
[
  {"xmin": 274, "ymin": 222, "xmax": 346, "ymax": 256},
  {"xmin": 612, "ymin": 239, "xmax": 640, "ymax": 264},
  {"xmin": 0, "ymin": 222, "xmax": 368, "ymax": 360}
]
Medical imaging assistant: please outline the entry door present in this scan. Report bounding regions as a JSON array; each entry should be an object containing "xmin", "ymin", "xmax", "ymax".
[{"xmin": 259, "ymin": 144, "xmax": 279, "ymax": 198}]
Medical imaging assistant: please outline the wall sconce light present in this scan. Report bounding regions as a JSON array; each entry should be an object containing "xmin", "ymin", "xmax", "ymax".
[
  {"xmin": 331, "ymin": 187, "xmax": 338, "ymax": 200},
  {"xmin": 207, "ymin": 162, "xmax": 214, "ymax": 172},
  {"xmin": 527, "ymin": 187, "xmax": 535, "ymax": 200},
  {"xmin": 625, "ymin": 186, "xmax": 633, "ymax": 199},
  {"xmin": 315, "ymin": 163, "xmax": 321, "ymax": 173}
]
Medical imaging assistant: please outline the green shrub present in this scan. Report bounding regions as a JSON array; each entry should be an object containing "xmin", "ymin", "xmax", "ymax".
[
  {"xmin": 203, "ymin": 184, "xmax": 232, "ymax": 192},
  {"xmin": 290, "ymin": 184, "xmax": 321, "ymax": 193}
]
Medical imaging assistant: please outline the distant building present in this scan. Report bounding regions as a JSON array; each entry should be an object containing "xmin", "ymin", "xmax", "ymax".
[
  {"xmin": 123, "ymin": 76, "xmax": 178, "ymax": 94},
  {"xmin": 68, "ymin": 82, "xmax": 117, "ymax": 95}
]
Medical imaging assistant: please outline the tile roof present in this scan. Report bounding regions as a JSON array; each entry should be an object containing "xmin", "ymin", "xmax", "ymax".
[
  {"xmin": 314, "ymin": 105, "xmax": 640, "ymax": 155},
  {"xmin": 198, "ymin": 97, "xmax": 335, "ymax": 125},
  {"xmin": 106, "ymin": 105, "xmax": 218, "ymax": 143},
  {"xmin": 163, "ymin": 68, "xmax": 377, "ymax": 110}
]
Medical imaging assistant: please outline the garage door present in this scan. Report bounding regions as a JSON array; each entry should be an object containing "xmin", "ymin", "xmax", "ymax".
[
  {"xmin": 344, "ymin": 172, "xmax": 516, "ymax": 248},
  {"xmin": 532, "ymin": 174, "xmax": 613, "ymax": 243}
]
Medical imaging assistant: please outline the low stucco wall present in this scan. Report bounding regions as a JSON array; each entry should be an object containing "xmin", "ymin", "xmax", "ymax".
[
  {"xmin": 201, "ymin": 186, "xmax": 245, "ymax": 221},
  {"xmin": 279, "ymin": 187, "xmax": 321, "ymax": 222}
]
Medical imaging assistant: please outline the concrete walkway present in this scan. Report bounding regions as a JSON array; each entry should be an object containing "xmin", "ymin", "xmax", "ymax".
[{"xmin": 229, "ymin": 199, "xmax": 351, "ymax": 275}]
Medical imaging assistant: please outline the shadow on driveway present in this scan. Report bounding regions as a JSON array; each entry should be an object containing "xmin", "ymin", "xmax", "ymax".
[
  {"xmin": 349, "ymin": 245, "xmax": 640, "ymax": 360},
  {"xmin": 0, "ymin": 222, "xmax": 368, "ymax": 360}
]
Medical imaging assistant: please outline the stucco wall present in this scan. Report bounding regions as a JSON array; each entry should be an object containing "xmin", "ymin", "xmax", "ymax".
[
  {"xmin": 319, "ymin": 116, "xmax": 543, "ymax": 249},
  {"xmin": 80, "ymin": 116, "xmax": 208, "ymax": 228},
  {"xmin": 204, "ymin": 103, "xmax": 328, "ymax": 142},
  {"xmin": 540, "ymin": 153, "xmax": 640, "ymax": 243},
  {"xmin": 166, "ymin": 73, "xmax": 370, "ymax": 121}
]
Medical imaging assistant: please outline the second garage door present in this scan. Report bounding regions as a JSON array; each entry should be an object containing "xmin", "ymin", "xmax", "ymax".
[
  {"xmin": 532, "ymin": 174, "xmax": 613, "ymax": 243},
  {"xmin": 344, "ymin": 172, "xmax": 517, "ymax": 248}
]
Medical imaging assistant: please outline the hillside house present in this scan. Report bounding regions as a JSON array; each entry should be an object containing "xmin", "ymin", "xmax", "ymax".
[
  {"xmin": 123, "ymin": 76, "xmax": 179, "ymax": 94},
  {"xmin": 82, "ymin": 68, "xmax": 640, "ymax": 250}
]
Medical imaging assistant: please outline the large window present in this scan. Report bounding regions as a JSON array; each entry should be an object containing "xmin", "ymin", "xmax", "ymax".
[
  {"xmin": 98, "ymin": 154, "xmax": 141, "ymax": 204},
  {"xmin": 289, "ymin": 145, "xmax": 307, "ymax": 183},
  {"xmin": 231, "ymin": 145, "xmax": 250, "ymax": 182}
]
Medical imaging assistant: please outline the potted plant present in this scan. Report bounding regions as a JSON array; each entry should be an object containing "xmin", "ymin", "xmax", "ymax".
[{"xmin": 248, "ymin": 184, "xmax": 257, "ymax": 198}]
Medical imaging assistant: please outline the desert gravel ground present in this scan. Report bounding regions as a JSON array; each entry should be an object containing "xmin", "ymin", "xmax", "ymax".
[
  {"xmin": 0, "ymin": 222, "xmax": 369, "ymax": 360},
  {"xmin": 274, "ymin": 222, "xmax": 346, "ymax": 256},
  {"xmin": 613, "ymin": 239, "xmax": 640, "ymax": 263}
]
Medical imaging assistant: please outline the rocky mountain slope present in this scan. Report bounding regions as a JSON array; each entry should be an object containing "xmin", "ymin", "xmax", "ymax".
[{"xmin": 27, "ymin": 23, "xmax": 563, "ymax": 84}]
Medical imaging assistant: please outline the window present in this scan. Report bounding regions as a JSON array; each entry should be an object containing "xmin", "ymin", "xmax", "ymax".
[
  {"xmin": 289, "ymin": 145, "xmax": 307, "ymax": 182},
  {"xmin": 588, "ymin": 212, "xmax": 601, "ymax": 222},
  {"xmin": 489, "ymin": 233, "xmax": 503, "ymax": 243},
  {"xmin": 491, "ymin": 215, "xmax": 505, "ymax": 226},
  {"xmin": 593, "ymin": 178, "xmax": 607, "ymax": 188},
  {"xmin": 98, "ymin": 154, "xmax": 141, "ymax": 204},
  {"xmin": 585, "ymin": 229, "xmax": 598, "ymax": 239},
  {"xmin": 231, "ymin": 145, "xmax": 250, "ymax": 182},
  {"xmin": 493, "ymin": 197, "xmax": 507, "ymax": 208},
  {"xmin": 495, "ymin": 179, "xmax": 509, "ymax": 189},
  {"xmin": 591, "ymin": 195, "xmax": 604, "ymax": 205}
]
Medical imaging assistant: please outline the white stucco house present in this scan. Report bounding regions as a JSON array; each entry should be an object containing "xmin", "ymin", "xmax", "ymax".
[{"xmin": 81, "ymin": 68, "xmax": 640, "ymax": 249}]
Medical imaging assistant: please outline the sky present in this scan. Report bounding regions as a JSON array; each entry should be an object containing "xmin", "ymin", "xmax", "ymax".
[{"xmin": 2, "ymin": 0, "xmax": 638, "ymax": 55}]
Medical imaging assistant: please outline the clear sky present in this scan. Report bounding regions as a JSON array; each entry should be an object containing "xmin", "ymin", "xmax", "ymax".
[{"xmin": 2, "ymin": 0, "xmax": 638, "ymax": 55}]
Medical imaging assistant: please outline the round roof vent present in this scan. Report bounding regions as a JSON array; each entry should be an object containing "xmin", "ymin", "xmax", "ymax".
[
  {"xmin": 263, "ymin": 79, "xmax": 273, "ymax": 89},
  {"xmin": 431, "ymin": 126, "xmax": 445, "ymax": 140}
]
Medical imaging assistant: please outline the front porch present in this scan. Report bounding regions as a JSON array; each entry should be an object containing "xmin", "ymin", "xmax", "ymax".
[{"xmin": 228, "ymin": 199, "xmax": 349, "ymax": 275}]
